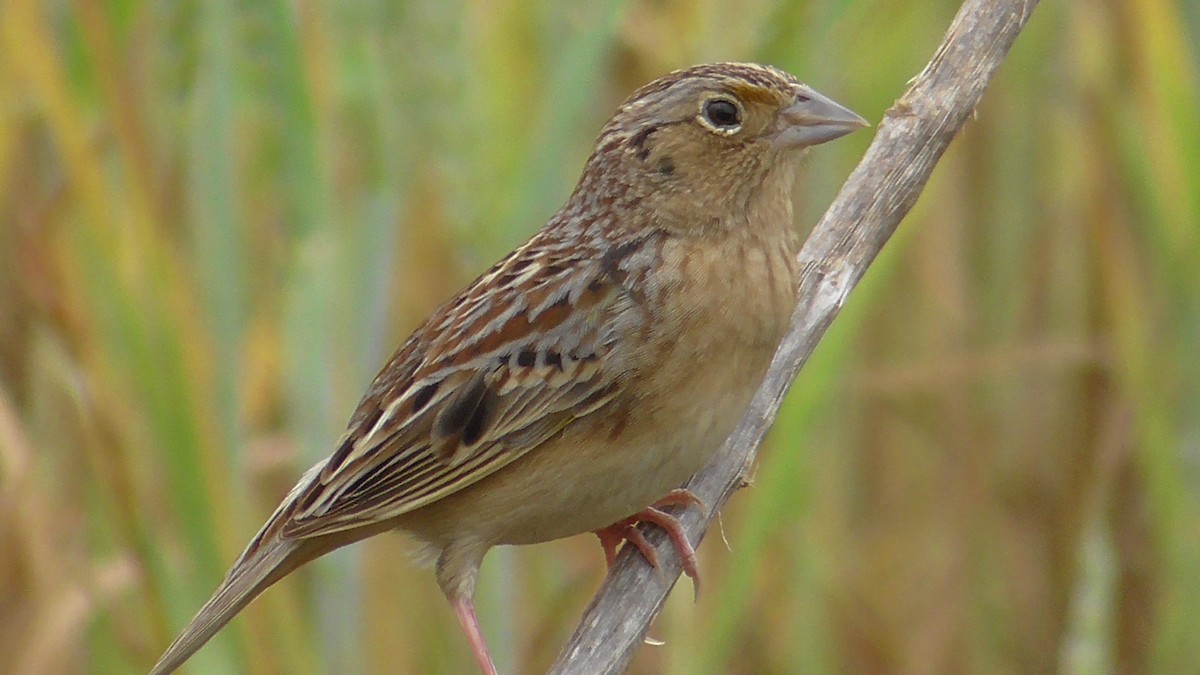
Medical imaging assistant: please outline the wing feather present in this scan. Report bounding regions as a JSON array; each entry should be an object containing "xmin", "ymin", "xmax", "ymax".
[{"xmin": 279, "ymin": 233, "xmax": 654, "ymax": 540}]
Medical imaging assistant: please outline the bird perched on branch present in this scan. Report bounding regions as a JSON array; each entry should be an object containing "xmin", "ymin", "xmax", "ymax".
[{"xmin": 150, "ymin": 62, "xmax": 866, "ymax": 675}]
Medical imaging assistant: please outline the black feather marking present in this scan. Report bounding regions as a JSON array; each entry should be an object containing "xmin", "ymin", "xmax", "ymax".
[
  {"xmin": 347, "ymin": 452, "xmax": 402, "ymax": 498},
  {"xmin": 516, "ymin": 349, "xmax": 536, "ymax": 368},
  {"xmin": 600, "ymin": 238, "xmax": 644, "ymax": 282},
  {"xmin": 630, "ymin": 125, "xmax": 658, "ymax": 160},
  {"xmin": 411, "ymin": 381, "xmax": 440, "ymax": 413},
  {"xmin": 325, "ymin": 402, "xmax": 382, "ymax": 475},
  {"xmin": 461, "ymin": 394, "xmax": 490, "ymax": 447},
  {"xmin": 435, "ymin": 373, "xmax": 487, "ymax": 439},
  {"xmin": 325, "ymin": 436, "xmax": 357, "ymax": 475},
  {"xmin": 545, "ymin": 350, "xmax": 563, "ymax": 370},
  {"xmin": 433, "ymin": 371, "xmax": 496, "ymax": 460}
]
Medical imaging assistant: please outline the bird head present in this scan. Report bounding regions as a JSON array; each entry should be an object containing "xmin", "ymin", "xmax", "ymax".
[{"xmin": 572, "ymin": 62, "xmax": 867, "ymax": 235}]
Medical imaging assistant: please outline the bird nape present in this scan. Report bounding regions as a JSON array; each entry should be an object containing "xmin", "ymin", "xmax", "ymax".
[{"xmin": 150, "ymin": 62, "xmax": 866, "ymax": 675}]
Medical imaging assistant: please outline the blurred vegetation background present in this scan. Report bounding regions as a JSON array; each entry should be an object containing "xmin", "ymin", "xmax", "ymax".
[{"xmin": 1, "ymin": 0, "xmax": 1198, "ymax": 673}]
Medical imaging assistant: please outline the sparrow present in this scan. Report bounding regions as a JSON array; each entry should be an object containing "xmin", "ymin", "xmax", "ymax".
[{"xmin": 150, "ymin": 62, "xmax": 866, "ymax": 675}]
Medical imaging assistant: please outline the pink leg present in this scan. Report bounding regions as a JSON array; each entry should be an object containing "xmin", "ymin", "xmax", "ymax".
[
  {"xmin": 592, "ymin": 489, "xmax": 707, "ymax": 596},
  {"xmin": 452, "ymin": 596, "xmax": 499, "ymax": 675},
  {"xmin": 595, "ymin": 522, "xmax": 629, "ymax": 569}
]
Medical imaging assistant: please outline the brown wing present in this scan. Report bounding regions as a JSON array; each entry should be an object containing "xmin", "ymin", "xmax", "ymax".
[{"xmin": 277, "ymin": 233, "xmax": 652, "ymax": 539}]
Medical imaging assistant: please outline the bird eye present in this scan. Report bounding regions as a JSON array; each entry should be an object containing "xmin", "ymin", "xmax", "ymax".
[{"xmin": 701, "ymin": 98, "xmax": 742, "ymax": 131}]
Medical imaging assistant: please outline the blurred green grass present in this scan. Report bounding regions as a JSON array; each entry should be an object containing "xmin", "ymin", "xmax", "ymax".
[{"xmin": 1, "ymin": 0, "xmax": 1198, "ymax": 673}]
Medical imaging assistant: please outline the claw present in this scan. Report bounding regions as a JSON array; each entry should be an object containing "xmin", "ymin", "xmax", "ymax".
[{"xmin": 591, "ymin": 489, "xmax": 705, "ymax": 598}]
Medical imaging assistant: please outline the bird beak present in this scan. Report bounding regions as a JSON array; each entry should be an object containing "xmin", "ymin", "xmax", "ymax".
[{"xmin": 773, "ymin": 84, "xmax": 869, "ymax": 148}]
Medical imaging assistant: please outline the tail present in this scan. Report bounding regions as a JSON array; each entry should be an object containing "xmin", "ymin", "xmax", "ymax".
[
  {"xmin": 150, "ymin": 461, "xmax": 338, "ymax": 675},
  {"xmin": 148, "ymin": 535, "xmax": 312, "ymax": 675}
]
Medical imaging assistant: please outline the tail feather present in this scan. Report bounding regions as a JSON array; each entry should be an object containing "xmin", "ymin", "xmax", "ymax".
[
  {"xmin": 150, "ymin": 458, "xmax": 336, "ymax": 674},
  {"xmin": 149, "ymin": 537, "xmax": 307, "ymax": 675},
  {"xmin": 150, "ymin": 459, "xmax": 402, "ymax": 674}
]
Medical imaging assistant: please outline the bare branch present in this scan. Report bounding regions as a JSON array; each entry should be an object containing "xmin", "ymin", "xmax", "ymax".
[{"xmin": 548, "ymin": 0, "xmax": 1042, "ymax": 672}]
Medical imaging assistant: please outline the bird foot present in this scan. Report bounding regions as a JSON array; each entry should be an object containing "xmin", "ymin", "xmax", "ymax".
[{"xmin": 592, "ymin": 489, "xmax": 706, "ymax": 597}]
